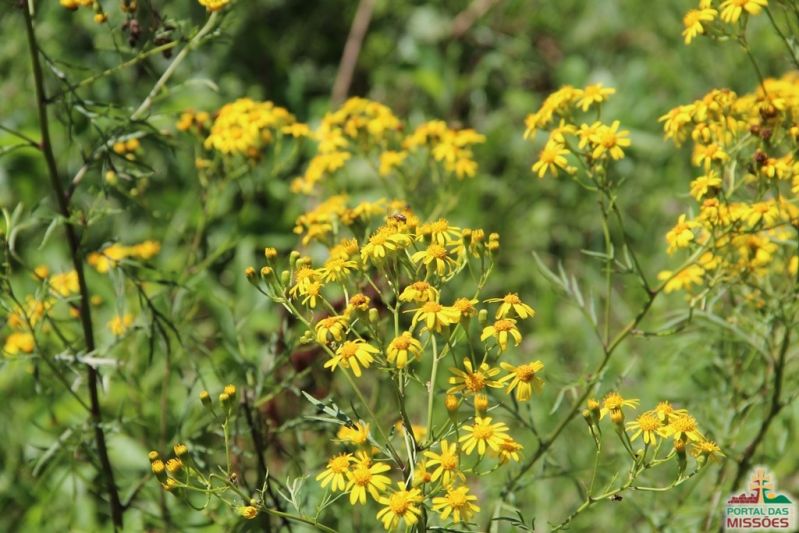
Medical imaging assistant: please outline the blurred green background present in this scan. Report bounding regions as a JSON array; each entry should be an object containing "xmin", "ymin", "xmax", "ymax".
[{"xmin": 1, "ymin": 0, "xmax": 796, "ymax": 531}]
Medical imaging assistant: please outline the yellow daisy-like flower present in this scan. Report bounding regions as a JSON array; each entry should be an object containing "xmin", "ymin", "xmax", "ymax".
[
  {"xmin": 599, "ymin": 391, "xmax": 640, "ymax": 419},
  {"xmin": 498, "ymin": 360, "xmax": 544, "ymax": 401},
  {"xmin": 360, "ymin": 227, "xmax": 413, "ymax": 265},
  {"xmin": 576, "ymin": 83, "xmax": 616, "ymax": 111},
  {"xmin": 448, "ymin": 359, "xmax": 502, "ymax": 395},
  {"xmin": 720, "ymin": 0, "xmax": 767, "ymax": 24},
  {"xmin": 316, "ymin": 453, "xmax": 352, "ymax": 492},
  {"xmin": 346, "ymin": 460, "xmax": 392, "ymax": 505},
  {"xmin": 379, "ymin": 150, "xmax": 407, "ymax": 176},
  {"xmin": 411, "ymin": 243, "xmax": 458, "ymax": 276},
  {"xmin": 480, "ymin": 318, "xmax": 522, "ymax": 351},
  {"xmin": 386, "ymin": 332, "xmax": 423, "ymax": 369},
  {"xmin": 666, "ymin": 214, "xmax": 698, "ymax": 254},
  {"xmin": 412, "ymin": 462, "xmax": 433, "ymax": 486},
  {"xmin": 664, "ymin": 415, "xmax": 705, "ymax": 442},
  {"xmin": 486, "ymin": 293, "xmax": 536, "ymax": 319},
  {"xmin": 376, "ymin": 482, "xmax": 423, "ymax": 530},
  {"xmin": 532, "ymin": 142, "xmax": 570, "ymax": 178},
  {"xmin": 459, "ymin": 416, "xmax": 510, "ymax": 455},
  {"xmin": 323, "ymin": 340, "xmax": 379, "ymax": 377},
  {"xmin": 451, "ymin": 297, "xmax": 478, "ymax": 319},
  {"xmin": 657, "ymin": 264, "xmax": 705, "ymax": 293},
  {"xmin": 626, "ymin": 412, "xmax": 664, "ymax": 445},
  {"xmin": 690, "ymin": 172, "xmax": 722, "ymax": 200},
  {"xmin": 409, "ymin": 301, "xmax": 461, "ymax": 333},
  {"xmin": 431, "ymin": 485, "xmax": 480, "ymax": 524},
  {"xmin": 337, "ymin": 421, "xmax": 370, "ymax": 446},
  {"xmin": 399, "ymin": 281, "xmax": 439, "ymax": 303},
  {"xmin": 649, "ymin": 401, "xmax": 689, "ymax": 424},
  {"xmin": 315, "ymin": 315, "xmax": 349, "ymax": 344},
  {"xmin": 320, "ymin": 257, "xmax": 358, "ymax": 283},
  {"xmin": 691, "ymin": 439, "xmax": 724, "ymax": 462},
  {"xmin": 417, "ymin": 218, "xmax": 461, "ymax": 245},
  {"xmin": 683, "ymin": 8, "xmax": 717, "ymax": 44},
  {"xmin": 590, "ymin": 120, "xmax": 631, "ymax": 160},
  {"xmin": 422, "ymin": 440, "xmax": 465, "ymax": 485},
  {"xmin": 497, "ymin": 435, "xmax": 524, "ymax": 463}
]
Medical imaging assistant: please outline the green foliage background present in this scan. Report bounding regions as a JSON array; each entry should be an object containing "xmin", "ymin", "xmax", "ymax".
[{"xmin": 1, "ymin": 0, "xmax": 797, "ymax": 531}]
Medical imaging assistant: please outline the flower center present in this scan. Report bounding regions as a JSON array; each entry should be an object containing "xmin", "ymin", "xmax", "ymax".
[
  {"xmin": 352, "ymin": 467, "xmax": 372, "ymax": 486},
  {"xmin": 503, "ymin": 293, "xmax": 521, "ymax": 304},
  {"xmin": 329, "ymin": 455, "xmax": 350, "ymax": 472},
  {"xmin": 428, "ymin": 244, "xmax": 447, "ymax": 259},
  {"xmin": 515, "ymin": 364, "xmax": 535, "ymax": 382},
  {"xmin": 388, "ymin": 493, "xmax": 410, "ymax": 515},
  {"xmin": 422, "ymin": 302, "xmax": 442, "ymax": 313},
  {"xmin": 472, "ymin": 422, "xmax": 493, "ymax": 440},
  {"xmin": 464, "ymin": 372, "xmax": 485, "ymax": 392},
  {"xmin": 339, "ymin": 342, "xmax": 357, "ymax": 358},
  {"xmin": 638, "ymin": 414, "xmax": 660, "ymax": 432},
  {"xmin": 494, "ymin": 319, "xmax": 514, "ymax": 332}
]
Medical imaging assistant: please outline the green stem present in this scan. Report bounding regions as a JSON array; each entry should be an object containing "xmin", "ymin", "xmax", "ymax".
[{"xmin": 425, "ymin": 335, "xmax": 440, "ymax": 442}]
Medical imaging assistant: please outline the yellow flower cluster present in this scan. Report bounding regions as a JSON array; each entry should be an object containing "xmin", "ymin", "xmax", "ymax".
[
  {"xmin": 657, "ymin": 76, "xmax": 799, "ymax": 295},
  {"xmin": 290, "ymin": 98, "xmax": 484, "ymax": 194},
  {"xmin": 241, "ymin": 102, "xmax": 544, "ymax": 530},
  {"xmin": 524, "ymin": 84, "xmax": 631, "ymax": 178},
  {"xmin": 202, "ymin": 98, "xmax": 298, "ymax": 156},
  {"xmin": 681, "ymin": 0, "xmax": 769, "ymax": 44},
  {"xmin": 87, "ymin": 240, "xmax": 161, "ymax": 273},
  {"xmin": 586, "ymin": 395, "xmax": 723, "ymax": 463}
]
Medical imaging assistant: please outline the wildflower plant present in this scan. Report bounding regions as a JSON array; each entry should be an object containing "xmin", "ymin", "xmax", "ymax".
[{"xmin": 1, "ymin": 0, "xmax": 798, "ymax": 531}]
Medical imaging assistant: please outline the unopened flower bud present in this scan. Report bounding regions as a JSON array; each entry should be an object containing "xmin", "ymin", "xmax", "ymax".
[
  {"xmin": 478, "ymin": 309, "xmax": 488, "ymax": 325},
  {"xmin": 445, "ymin": 394, "xmax": 460, "ymax": 412},
  {"xmin": 368, "ymin": 308, "xmax": 380, "ymax": 324},
  {"xmin": 199, "ymin": 390, "xmax": 212, "ymax": 407},
  {"xmin": 264, "ymin": 247, "xmax": 278, "ymax": 259}
]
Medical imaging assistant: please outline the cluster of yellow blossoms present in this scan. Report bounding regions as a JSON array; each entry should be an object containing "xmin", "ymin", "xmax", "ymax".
[
  {"xmin": 2, "ymin": 240, "xmax": 159, "ymax": 356},
  {"xmin": 202, "ymin": 98, "xmax": 300, "ymax": 156},
  {"xmin": 586, "ymin": 393, "xmax": 722, "ymax": 464},
  {"xmin": 525, "ymin": 83, "xmax": 631, "ymax": 178},
  {"xmin": 230, "ymin": 97, "xmax": 541, "ymax": 529},
  {"xmin": 657, "ymin": 76, "xmax": 799, "ymax": 295},
  {"xmin": 682, "ymin": 0, "xmax": 769, "ymax": 44}
]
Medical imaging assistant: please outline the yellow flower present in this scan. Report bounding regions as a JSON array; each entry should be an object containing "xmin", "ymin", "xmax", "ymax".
[
  {"xmin": 281, "ymin": 123, "xmax": 311, "ymax": 137},
  {"xmin": 431, "ymin": 485, "xmax": 480, "ymax": 524},
  {"xmin": 346, "ymin": 460, "xmax": 392, "ymax": 505},
  {"xmin": 666, "ymin": 214, "xmax": 698, "ymax": 254},
  {"xmin": 3, "ymin": 332, "xmax": 35, "ymax": 356},
  {"xmin": 165, "ymin": 458, "xmax": 183, "ymax": 473},
  {"xmin": 399, "ymin": 281, "xmax": 438, "ymax": 303},
  {"xmin": 720, "ymin": 0, "xmax": 767, "ymax": 24},
  {"xmin": 49, "ymin": 270, "xmax": 79, "ymax": 297},
  {"xmin": 361, "ymin": 227, "xmax": 412, "ymax": 264},
  {"xmin": 576, "ymin": 83, "xmax": 616, "ymax": 111},
  {"xmin": 448, "ymin": 359, "xmax": 502, "ymax": 395},
  {"xmin": 498, "ymin": 360, "xmax": 544, "ymax": 401},
  {"xmin": 376, "ymin": 482, "xmax": 423, "ymax": 530},
  {"xmin": 324, "ymin": 340, "xmax": 379, "ymax": 377},
  {"xmin": 459, "ymin": 416, "xmax": 510, "ymax": 455},
  {"xmin": 108, "ymin": 313, "xmax": 134, "ymax": 336},
  {"xmin": 664, "ymin": 415, "xmax": 705, "ymax": 442},
  {"xmin": 411, "ymin": 243, "xmax": 458, "ymax": 276},
  {"xmin": 480, "ymin": 318, "xmax": 522, "ymax": 351},
  {"xmin": 316, "ymin": 453, "xmax": 352, "ymax": 491},
  {"xmin": 486, "ymin": 293, "xmax": 536, "ymax": 319},
  {"xmin": 626, "ymin": 413, "xmax": 664, "ymax": 445},
  {"xmin": 649, "ymin": 401, "xmax": 689, "ymax": 424},
  {"xmin": 422, "ymin": 440, "xmax": 464, "ymax": 485},
  {"xmin": 657, "ymin": 264, "xmax": 705, "ymax": 293},
  {"xmin": 532, "ymin": 142, "xmax": 570, "ymax": 178},
  {"xmin": 337, "ymin": 422, "xmax": 370, "ymax": 446},
  {"xmin": 320, "ymin": 257, "xmax": 358, "ymax": 283},
  {"xmin": 690, "ymin": 172, "xmax": 722, "ymax": 200},
  {"xmin": 379, "ymin": 150, "xmax": 407, "ymax": 176},
  {"xmin": 452, "ymin": 297, "xmax": 478, "ymax": 319},
  {"xmin": 683, "ymin": 8, "xmax": 717, "ymax": 44},
  {"xmin": 386, "ymin": 332, "xmax": 423, "ymax": 369},
  {"xmin": 497, "ymin": 435, "xmax": 524, "ymax": 463},
  {"xmin": 417, "ymin": 218, "xmax": 461, "ymax": 245},
  {"xmin": 590, "ymin": 120, "xmax": 631, "ymax": 160},
  {"xmin": 691, "ymin": 439, "xmax": 724, "ymax": 461},
  {"xmin": 315, "ymin": 315, "xmax": 349, "ymax": 344},
  {"xmin": 409, "ymin": 301, "xmax": 461, "ymax": 333},
  {"xmin": 599, "ymin": 392, "xmax": 639, "ymax": 419}
]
